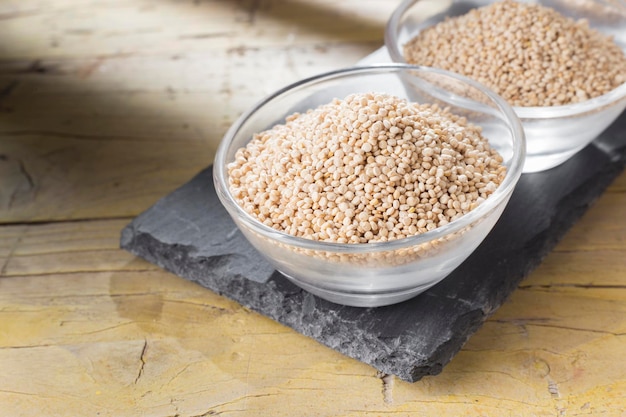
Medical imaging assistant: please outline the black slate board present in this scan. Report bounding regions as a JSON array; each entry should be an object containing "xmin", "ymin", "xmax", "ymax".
[{"xmin": 121, "ymin": 113, "xmax": 626, "ymax": 382}]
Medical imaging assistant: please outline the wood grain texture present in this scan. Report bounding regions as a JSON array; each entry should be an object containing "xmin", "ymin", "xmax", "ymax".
[
  {"xmin": 0, "ymin": 0, "xmax": 385, "ymax": 222},
  {"xmin": 1, "ymin": 0, "xmax": 625, "ymax": 415},
  {"xmin": 1, "ymin": 189, "xmax": 625, "ymax": 416}
]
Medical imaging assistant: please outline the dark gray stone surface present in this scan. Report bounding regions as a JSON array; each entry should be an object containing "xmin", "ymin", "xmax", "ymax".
[{"xmin": 121, "ymin": 114, "xmax": 626, "ymax": 382}]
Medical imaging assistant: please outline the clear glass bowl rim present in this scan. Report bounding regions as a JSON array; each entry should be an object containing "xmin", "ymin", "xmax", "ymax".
[
  {"xmin": 213, "ymin": 63, "xmax": 526, "ymax": 254},
  {"xmin": 384, "ymin": 0, "xmax": 626, "ymax": 119}
]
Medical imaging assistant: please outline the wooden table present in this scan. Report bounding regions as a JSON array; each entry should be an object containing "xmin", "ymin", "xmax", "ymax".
[{"xmin": 1, "ymin": 1, "xmax": 625, "ymax": 415}]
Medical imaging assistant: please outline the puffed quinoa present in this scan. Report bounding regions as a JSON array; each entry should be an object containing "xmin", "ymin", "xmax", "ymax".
[
  {"xmin": 227, "ymin": 92, "xmax": 506, "ymax": 244},
  {"xmin": 403, "ymin": 0, "xmax": 626, "ymax": 107}
]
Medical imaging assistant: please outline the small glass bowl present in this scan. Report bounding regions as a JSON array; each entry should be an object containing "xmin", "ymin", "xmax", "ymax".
[
  {"xmin": 213, "ymin": 64, "xmax": 525, "ymax": 307},
  {"xmin": 385, "ymin": 0, "xmax": 626, "ymax": 172}
]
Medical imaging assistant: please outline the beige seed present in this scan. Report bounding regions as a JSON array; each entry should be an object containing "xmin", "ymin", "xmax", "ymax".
[
  {"xmin": 403, "ymin": 0, "xmax": 626, "ymax": 107},
  {"xmin": 227, "ymin": 93, "xmax": 505, "ymax": 243}
]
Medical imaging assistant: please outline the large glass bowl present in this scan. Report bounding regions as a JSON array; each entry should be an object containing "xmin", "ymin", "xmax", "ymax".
[
  {"xmin": 213, "ymin": 64, "xmax": 525, "ymax": 307},
  {"xmin": 385, "ymin": 0, "xmax": 626, "ymax": 172}
]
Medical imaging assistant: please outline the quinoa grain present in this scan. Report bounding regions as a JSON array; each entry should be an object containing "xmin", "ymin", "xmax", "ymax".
[
  {"xmin": 228, "ymin": 93, "xmax": 506, "ymax": 244},
  {"xmin": 402, "ymin": 0, "xmax": 626, "ymax": 107}
]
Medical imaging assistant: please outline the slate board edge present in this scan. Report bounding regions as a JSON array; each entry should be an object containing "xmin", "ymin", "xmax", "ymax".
[{"xmin": 120, "ymin": 225, "xmax": 428, "ymax": 381}]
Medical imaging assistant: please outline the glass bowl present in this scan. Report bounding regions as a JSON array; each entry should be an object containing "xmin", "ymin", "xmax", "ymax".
[
  {"xmin": 385, "ymin": 0, "xmax": 626, "ymax": 173},
  {"xmin": 213, "ymin": 64, "xmax": 525, "ymax": 307}
]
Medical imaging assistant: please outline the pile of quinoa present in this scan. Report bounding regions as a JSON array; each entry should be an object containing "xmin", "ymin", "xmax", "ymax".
[
  {"xmin": 402, "ymin": 0, "xmax": 626, "ymax": 107},
  {"xmin": 227, "ymin": 93, "xmax": 506, "ymax": 244}
]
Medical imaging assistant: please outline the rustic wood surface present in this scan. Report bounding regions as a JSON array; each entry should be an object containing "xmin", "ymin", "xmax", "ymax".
[{"xmin": 0, "ymin": 1, "xmax": 625, "ymax": 416}]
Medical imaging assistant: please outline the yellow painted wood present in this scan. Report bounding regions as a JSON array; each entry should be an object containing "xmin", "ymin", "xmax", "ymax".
[
  {"xmin": 1, "ymin": 1, "xmax": 625, "ymax": 416},
  {"xmin": 1, "ymin": 204, "xmax": 625, "ymax": 416}
]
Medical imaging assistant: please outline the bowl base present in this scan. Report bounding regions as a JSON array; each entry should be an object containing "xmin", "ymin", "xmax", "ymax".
[
  {"xmin": 523, "ymin": 146, "xmax": 587, "ymax": 173},
  {"xmin": 281, "ymin": 271, "xmax": 438, "ymax": 307}
]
